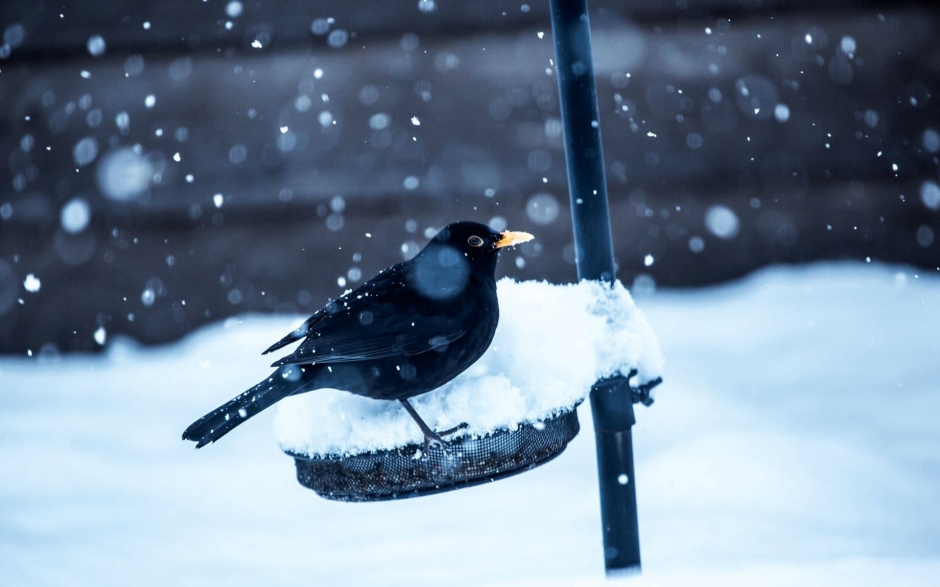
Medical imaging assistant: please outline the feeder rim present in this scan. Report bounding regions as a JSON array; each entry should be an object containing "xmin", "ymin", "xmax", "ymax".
[
  {"xmin": 283, "ymin": 402, "xmax": 586, "ymax": 461},
  {"xmin": 308, "ymin": 449, "xmax": 570, "ymax": 502}
]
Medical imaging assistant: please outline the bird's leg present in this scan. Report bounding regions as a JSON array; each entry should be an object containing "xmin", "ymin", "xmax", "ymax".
[{"xmin": 399, "ymin": 399, "xmax": 447, "ymax": 454}]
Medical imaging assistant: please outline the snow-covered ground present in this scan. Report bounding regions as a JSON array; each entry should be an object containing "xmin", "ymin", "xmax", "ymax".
[{"xmin": 1, "ymin": 262, "xmax": 938, "ymax": 586}]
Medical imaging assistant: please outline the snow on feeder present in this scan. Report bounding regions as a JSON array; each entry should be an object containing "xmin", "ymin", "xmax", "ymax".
[{"xmin": 276, "ymin": 279, "xmax": 663, "ymax": 501}]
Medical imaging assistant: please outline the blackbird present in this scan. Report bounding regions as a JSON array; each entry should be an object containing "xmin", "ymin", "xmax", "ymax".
[{"xmin": 182, "ymin": 221, "xmax": 533, "ymax": 451}]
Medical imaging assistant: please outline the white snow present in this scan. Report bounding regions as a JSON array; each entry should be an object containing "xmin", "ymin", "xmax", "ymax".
[
  {"xmin": 705, "ymin": 205, "xmax": 740, "ymax": 239},
  {"xmin": 60, "ymin": 197, "xmax": 91, "ymax": 234},
  {"xmin": 86, "ymin": 34, "xmax": 106, "ymax": 57},
  {"xmin": 526, "ymin": 193, "xmax": 561, "ymax": 225},
  {"xmin": 72, "ymin": 137, "xmax": 99, "ymax": 167},
  {"xmin": 275, "ymin": 278, "xmax": 663, "ymax": 457},
  {"xmin": 1, "ymin": 262, "xmax": 939, "ymax": 586},
  {"xmin": 141, "ymin": 287, "xmax": 155, "ymax": 306},
  {"xmin": 96, "ymin": 148, "xmax": 153, "ymax": 201},
  {"xmin": 920, "ymin": 180, "xmax": 940, "ymax": 211},
  {"xmin": 840, "ymin": 36, "xmax": 857, "ymax": 55},
  {"xmin": 310, "ymin": 18, "xmax": 330, "ymax": 36},
  {"xmin": 23, "ymin": 273, "xmax": 40, "ymax": 292},
  {"xmin": 225, "ymin": 1, "xmax": 243, "ymax": 18},
  {"xmin": 924, "ymin": 129, "xmax": 940, "ymax": 153},
  {"xmin": 327, "ymin": 29, "xmax": 348, "ymax": 48}
]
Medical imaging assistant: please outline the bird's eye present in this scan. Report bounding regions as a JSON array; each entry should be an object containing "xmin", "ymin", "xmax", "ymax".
[{"xmin": 468, "ymin": 235, "xmax": 484, "ymax": 247}]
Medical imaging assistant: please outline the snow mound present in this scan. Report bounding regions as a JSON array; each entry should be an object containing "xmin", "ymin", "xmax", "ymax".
[{"xmin": 275, "ymin": 278, "xmax": 664, "ymax": 457}]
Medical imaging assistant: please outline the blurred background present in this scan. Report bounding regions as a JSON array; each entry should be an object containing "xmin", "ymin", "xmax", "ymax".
[
  {"xmin": 2, "ymin": 0, "xmax": 938, "ymax": 356},
  {"xmin": 3, "ymin": 2, "xmax": 940, "ymax": 586}
]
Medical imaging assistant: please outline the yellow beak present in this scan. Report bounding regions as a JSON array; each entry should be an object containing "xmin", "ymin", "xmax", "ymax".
[{"xmin": 495, "ymin": 230, "xmax": 535, "ymax": 249}]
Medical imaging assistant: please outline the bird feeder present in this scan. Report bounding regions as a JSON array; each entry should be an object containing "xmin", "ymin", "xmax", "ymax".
[
  {"xmin": 285, "ymin": 0, "xmax": 658, "ymax": 574},
  {"xmin": 286, "ymin": 367, "xmax": 659, "ymax": 502},
  {"xmin": 288, "ymin": 409, "xmax": 581, "ymax": 502}
]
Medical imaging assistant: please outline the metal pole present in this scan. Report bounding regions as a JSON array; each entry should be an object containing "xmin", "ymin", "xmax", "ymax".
[{"xmin": 548, "ymin": 0, "xmax": 642, "ymax": 574}]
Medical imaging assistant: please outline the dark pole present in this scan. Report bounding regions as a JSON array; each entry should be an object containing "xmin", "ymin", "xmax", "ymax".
[{"xmin": 549, "ymin": 0, "xmax": 643, "ymax": 574}]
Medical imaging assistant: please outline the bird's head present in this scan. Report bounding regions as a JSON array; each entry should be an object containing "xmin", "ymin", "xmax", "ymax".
[
  {"xmin": 408, "ymin": 221, "xmax": 533, "ymax": 300},
  {"xmin": 430, "ymin": 221, "xmax": 534, "ymax": 259}
]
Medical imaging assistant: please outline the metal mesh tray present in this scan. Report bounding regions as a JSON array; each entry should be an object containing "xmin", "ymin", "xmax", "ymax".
[{"xmin": 286, "ymin": 408, "xmax": 581, "ymax": 502}]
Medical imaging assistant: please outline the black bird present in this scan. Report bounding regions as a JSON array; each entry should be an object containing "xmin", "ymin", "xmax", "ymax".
[{"xmin": 182, "ymin": 221, "xmax": 533, "ymax": 451}]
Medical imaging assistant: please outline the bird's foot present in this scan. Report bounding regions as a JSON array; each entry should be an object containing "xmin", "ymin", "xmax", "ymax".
[
  {"xmin": 399, "ymin": 399, "xmax": 466, "ymax": 458},
  {"xmin": 422, "ymin": 430, "xmax": 448, "ymax": 456},
  {"xmin": 419, "ymin": 424, "xmax": 468, "ymax": 458}
]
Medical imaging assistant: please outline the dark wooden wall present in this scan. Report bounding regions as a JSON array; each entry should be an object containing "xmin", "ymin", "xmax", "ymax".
[{"xmin": 1, "ymin": 0, "xmax": 938, "ymax": 355}]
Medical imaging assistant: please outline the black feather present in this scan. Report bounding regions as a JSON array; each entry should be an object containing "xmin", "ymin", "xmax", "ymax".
[
  {"xmin": 183, "ymin": 221, "xmax": 518, "ymax": 447},
  {"xmin": 182, "ymin": 372, "xmax": 307, "ymax": 448}
]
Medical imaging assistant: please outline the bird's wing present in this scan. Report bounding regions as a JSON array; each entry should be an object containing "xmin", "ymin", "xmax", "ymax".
[
  {"xmin": 262, "ymin": 310, "xmax": 326, "ymax": 355},
  {"xmin": 265, "ymin": 267, "xmax": 467, "ymax": 367},
  {"xmin": 261, "ymin": 266, "xmax": 398, "ymax": 356}
]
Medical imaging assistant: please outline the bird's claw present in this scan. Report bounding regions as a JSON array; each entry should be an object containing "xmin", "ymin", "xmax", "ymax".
[
  {"xmin": 421, "ymin": 431, "xmax": 450, "ymax": 457},
  {"xmin": 420, "ymin": 423, "xmax": 469, "ymax": 457}
]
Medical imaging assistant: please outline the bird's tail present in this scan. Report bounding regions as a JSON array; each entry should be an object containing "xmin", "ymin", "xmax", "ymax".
[{"xmin": 182, "ymin": 372, "xmax": 304, "ymax": 448}]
